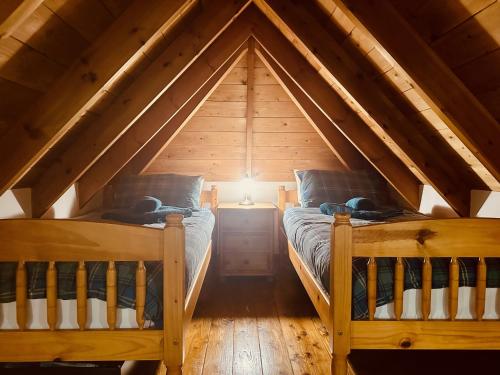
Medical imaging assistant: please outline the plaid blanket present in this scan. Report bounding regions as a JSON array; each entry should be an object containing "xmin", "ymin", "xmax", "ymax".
[
  {"xmin": 0, "ymin": 209, "xmax": 215, "ymax": 327},
  {"xmin": 283, "ymin": 208, "xmax": 500, "ymax": 319}
]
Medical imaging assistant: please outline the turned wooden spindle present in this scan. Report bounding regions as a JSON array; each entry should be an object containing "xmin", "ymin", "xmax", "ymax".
[
  {"xmin": 76, "ymin": 261, "xmax": 87, "ymax": 330},
  {"xmin": 367, "ymin": 257, "xmax": 377, "ymax": 320},
  {"xmin": 16, "ymin": 261, "xmax": 27, "ymax": 330},
  {"xmin": 136, "ymin": 261, "xmax": 146, "ymax": 329},
  {"xmin": 449, "ymin": 257, "xmax": 459, "ymax": 320},
  {"xmin": 107, "ymin": 261, "xmax": 117, "ymax": 330},
  {"xmin": 422, "ymin": 257, "xmax": 432, "ymax": 320},
  {"xmin": 476, "ymin": 257, "xmax": 487, "ymax": 321},
  {"xmin": 394, "ymin": 257, "xmax": 404, "ymax": 320},
  {"xmin": 46, "ymin": 261, "xmax": 57, "ymax": 330}
]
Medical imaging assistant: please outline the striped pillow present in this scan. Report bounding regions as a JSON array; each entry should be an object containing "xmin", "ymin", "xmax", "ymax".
[
  {"xmin": 298, "ymin": 169, "xmax": 392, "ymax": 208},
  {"xmin": 112, "ymin": 174, "xmax": 204, "ymax": 209}
]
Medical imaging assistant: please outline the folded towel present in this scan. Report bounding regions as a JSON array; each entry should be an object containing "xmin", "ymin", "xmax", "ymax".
[
  {"xmin": 320, "ymin": 202, "xmax": 402, "ymax": 221},
  {"xmin": 132, "ymin": 196, "xmax": 162, "ymax": 213},
  {"xmin": 102, "ymin": 206, "xmax": 192, "ymax": 224},
  {"xmin": 345, "ymin": 197, "xmax": 376, "ymax": 211}
]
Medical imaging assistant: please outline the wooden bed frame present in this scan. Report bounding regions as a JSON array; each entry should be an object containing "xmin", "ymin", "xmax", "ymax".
[
  {"xmin": 0, "ymin": 185, "xmax": 218, "ymax": 374},
  {"xmin": 278, "ymin": 186, "xmax": 500, "ymax": 375}
]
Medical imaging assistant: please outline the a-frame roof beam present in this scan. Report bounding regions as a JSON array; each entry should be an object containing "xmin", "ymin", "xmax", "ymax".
[
  {"xmin": 332, "ymin": 0, "xmax": 500, "ymax": 182},
  {"xmin": 0, "ymin": 0, "xmax": 198, "ymax": 195},
  {"xmin": 248, "ymin": 10, "xmax": 420, "ymax": 209},
  {"xmin": 254, "ymin": 0, "xmax": 487, "ymax": 215},
  {"xmin": 117, "ymin": 47, "xmax": 249, "ymax": 179},
  {"xmin": 31, "ymin": 0, "xmax": 251, "ymax": 217},
  {"xmin": 253, "ymin": 44, "xmax": 367, "ymax": 171},
  {"xmin": 76, "ymin": 23, "xmax": 252, "ymax": 207},
  {"xmin": 0, "ymin": 0, "xmax": 44, "ymax": 39}
]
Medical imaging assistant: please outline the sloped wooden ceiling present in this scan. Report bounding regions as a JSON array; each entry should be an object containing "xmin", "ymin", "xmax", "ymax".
[
  {"xmin": 144, "ymin": 49, "xmax": 357, "ymax": 181},
  {"xmin": 0, "ymin": 0, "xmax": 498, "ymax": 218}
]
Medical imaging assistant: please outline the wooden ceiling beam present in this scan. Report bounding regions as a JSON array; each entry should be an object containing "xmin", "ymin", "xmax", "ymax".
[
  {"xmin": 30, "ymin": 0, "xmax": 251, "ymax": 217},
  {"xmin": 253, "ymin": 0, "xmax": 487, "ymax": 215},
  {"xmin": 0, "ymin": 0, "xmax": 43, "ymax": 39},
  {"xmin": 76, "ymin": 22, "xmax": 252, "ymax": 207},
  {"xmin": 254, "ymin": 44, "xmax": 367, "ymax": 172},
  {"xmin": 0, "ymin": 0, "xmax": 198, "ymax": 196},
  {"xmin": 330, "ymin": 0, "xmax": 500, "ymax": 182},
  {"xmin": 248, "ymin": 10, "xmax": 420, "ymax": 209},
  {"xmin": 118, "ymin": 48, "xmax": 248, "ymax": 178}
]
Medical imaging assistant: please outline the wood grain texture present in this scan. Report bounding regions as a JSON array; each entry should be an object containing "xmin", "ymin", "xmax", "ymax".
[
  {"xmin": 0, "ymin": 0, "xmax": 43, "ymax": 39},
  {"xmin": 0, "ymin": 0, "xmax": 197, "ymax": 196},
  {"xmin": 32, "ymin": 0, "xmax": 249, "ymax": 216},
  {"xmin": 249, "ymin": 11, "xmax": 420, "ymax": 208}
]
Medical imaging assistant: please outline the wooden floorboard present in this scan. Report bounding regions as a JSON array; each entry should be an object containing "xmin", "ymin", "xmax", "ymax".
[{"xmin": 121, "ymin": 259, "xmax": 500, "ymax": 375}]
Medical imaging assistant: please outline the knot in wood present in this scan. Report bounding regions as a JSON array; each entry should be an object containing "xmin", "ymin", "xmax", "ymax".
[
  {"xmin": 399, "ymin": 338, "xmax": 412, "ymax": 349},
  {"xmin": 416, "ymin": 229, "xmax": 435, "ymax": 245}
]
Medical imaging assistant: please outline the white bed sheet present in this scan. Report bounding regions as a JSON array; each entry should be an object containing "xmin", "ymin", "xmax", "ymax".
[{"xmin": 0, "ymin": 298, "xmax": 154, "ymax": 329}]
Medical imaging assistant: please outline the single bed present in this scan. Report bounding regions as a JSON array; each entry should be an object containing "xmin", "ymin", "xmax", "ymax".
[
  {"xmin": 278, "ymin": 169, "xmax": 500, "ymax": 375},
  {"xmin": 0, "ymin": 174, "xmax": 218, "ymax": 374}
]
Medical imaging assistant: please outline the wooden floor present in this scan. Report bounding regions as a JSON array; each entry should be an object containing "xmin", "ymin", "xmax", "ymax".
[{"xmin": 123, "ymin": 259, "xmax": 499, "ymax": 375}]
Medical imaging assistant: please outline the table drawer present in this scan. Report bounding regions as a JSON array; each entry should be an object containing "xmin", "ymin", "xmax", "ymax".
[
  {"xmin": 221, "ymin": 233, "xmax": 272, "ymax": 253},
  {"xmin": 221, "ymin": 252, "xmax": 272, "ymax": 275},
  {"xmin": 220, "ymin": 210, "xmax": 274, "ymax": 232}
]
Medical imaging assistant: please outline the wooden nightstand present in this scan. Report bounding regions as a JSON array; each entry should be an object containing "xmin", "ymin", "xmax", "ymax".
[{"xmin": 217, "ymin": 202, "xmax": 278, "ymax": 277}]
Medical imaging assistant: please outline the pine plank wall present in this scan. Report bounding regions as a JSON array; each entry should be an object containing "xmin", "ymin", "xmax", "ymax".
[{"xmin": 144, "ymin": 53, "xmax": 348, "ymax": 181}]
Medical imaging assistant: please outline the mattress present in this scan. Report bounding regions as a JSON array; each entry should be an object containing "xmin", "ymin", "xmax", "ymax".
[
  {"xmin": 283, "ymin": 207, "xmax": 500, "ymax": 320},
  {"xmin": 0, "ymin": 208, "xmax": 215, "ymax": 329}
]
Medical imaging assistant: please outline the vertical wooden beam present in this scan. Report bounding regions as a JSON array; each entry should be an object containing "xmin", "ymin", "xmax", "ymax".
[
  {"xmin": 449, "ymin": 257, "xmax": 459, "ymax": 320},
  {"xmin": 394, "ymin": 257, "xmax": 404, "ymax": 320},
  {"xmin": 106, "ymin": 261, "xmax": 117, "ymax": 330},
  {"xmin": 476, "ymin": 257, "xmax": 487, "ymax": 321},
  {"xmin": 331, "ymin": 212, "xmax": 352, "ymax": 375},
  {"xmin": 0, "ymin": 0, "xmax": 44, "ymax": 39},
  {"xmin": 245, "ymin": 38, "xmax": 255, "ymax": 178},
  {"xmin": 76, "ymin": 261, "xmax": 87, "ymax": 330},
  {"xmin": 136, "ymin": 261, "xmax": 146, "ymax": 330},
  {"xmin": 163, "ymin": 214, "xmax": 185, "ymax": 374},
  {"xmin": 422, "ymin": 257, "xmax": 432, "ymax": 321},
  {"xmin": 367, "ymin": 257, "xmax": 377, "ymax": 321},
  {"xmin": 16, "ymin": 261, "xmax": 27, "ymax": 331}
]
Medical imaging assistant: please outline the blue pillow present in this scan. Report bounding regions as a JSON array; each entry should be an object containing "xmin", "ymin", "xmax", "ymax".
[
  {"xmin": 345, "ymin": 197, "xmax": 376, "ymax": 211},
  {"xmin": 132, "ymin": 196, "xmax": 162, "ymax": 213}
]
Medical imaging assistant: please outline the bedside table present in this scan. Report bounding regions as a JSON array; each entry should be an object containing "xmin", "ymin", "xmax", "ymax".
[{"xmin": 217, "ymin": 202, "xmax": 278, "ymax": 277}]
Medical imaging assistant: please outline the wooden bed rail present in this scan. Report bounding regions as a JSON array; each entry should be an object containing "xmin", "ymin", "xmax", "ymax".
[{"xmin": 0, "ymin": 214, "xmax": 191, "ymax": 372}]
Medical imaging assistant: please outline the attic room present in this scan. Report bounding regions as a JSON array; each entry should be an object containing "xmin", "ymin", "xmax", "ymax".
[{"xmin": 0, "ymin": 0, "xmax": 499, "ymax": 374}]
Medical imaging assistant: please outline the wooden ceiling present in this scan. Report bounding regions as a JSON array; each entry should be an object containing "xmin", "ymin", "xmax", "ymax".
[{"xmin": 0, "ymin": 0, "xmax": 498, "ymax": 217}]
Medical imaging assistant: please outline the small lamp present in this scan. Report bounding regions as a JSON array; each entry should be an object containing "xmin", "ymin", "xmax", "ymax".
[{"xmin": 239, "ymin": 174, "xmax": 254, "ymax": 206}]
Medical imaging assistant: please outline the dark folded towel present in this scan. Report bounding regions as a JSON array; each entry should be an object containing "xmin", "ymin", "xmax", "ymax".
[
  {"xmin": 320, "ymin": 202, "xmax": 402, "ymax": 221},
  {"xmin": 102, "ymin": 206, "xmax": 192, "ymax": 224},
  {"xmin": 132, "ymin": 196, "xmax": 162, "ymax": 213},
  {"xmin": 345, "ymin": 196, "xmax": 376, "ymax": 211}
]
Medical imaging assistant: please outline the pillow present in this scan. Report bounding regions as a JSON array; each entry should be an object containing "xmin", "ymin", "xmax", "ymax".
[
  {"xmin": 293, "ymin": 169, "xmax": 305, "ymax": 204},
  {"xmin": 112, "ymin": 174, "xmax": 204, "ymax": 209},
  {"xmin": 299, "ymin": 169, "xmax": 391, "ymax": 208},
  {"xmin": 345, "ymin": 197, "xmax": 376, "ymax": 211},
  {"xmin": 132, "ymin": 196, "xmax": 162, "ymax": 213}
]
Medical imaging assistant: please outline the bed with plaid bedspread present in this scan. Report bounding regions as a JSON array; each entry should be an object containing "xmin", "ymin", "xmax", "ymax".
[
  {"xmin": 0, "ymin": 208, "xmax": 215, "ymax": 327},
  {"xmin": 283, "ymin": 207, "xmax": 500, "ymax": 319}
]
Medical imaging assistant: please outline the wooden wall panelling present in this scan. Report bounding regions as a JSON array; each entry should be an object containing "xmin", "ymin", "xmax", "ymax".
[
  {"xmin": 253, "ymin": 0, "xmax": 486, "ymax": 215},
  {"xmin": 255, "ymin": 45, "xmax": 367, "ymax": 170},
  {"xmin": 332, "ymin": 0, "xmax": 500, "ymax": 184},
  {"xmin": 76, "ymin": 20, "xmax": 252, "ymax": 207},
  {"xmin": 29, "ymin": 0, "xmax": 250, "ymax": 217},
  {"xmin": 390, "ymin": 0, "xmax": 496, "ymax": 44},
  {"xmin": 0, "ymin": 37, "xmax": 63, "ymax": 91},
  {"xmin": 11, "ymin": 4, "xmax": 89, "ymax": 67},
  {"xmin": 99, "ymin": 0, "xmax": 133, "ymax": 18},
  {"xmin": 249, "ymin": 8, "xmax": 421, "ymax": 208},
  {"xmin": 431, "ymin": 1, "xmax": 500, "ymax": 69},
  {"xmin": 43, "ymin": 0, "xmax": 116, "ymax": 43},
  {"xmin": 0, "ymin": 0, "xmax": 198, "ymax": 200},
  {"xmin": 0, "ymin": 0, "xmax": 43, "ymax": 39}
]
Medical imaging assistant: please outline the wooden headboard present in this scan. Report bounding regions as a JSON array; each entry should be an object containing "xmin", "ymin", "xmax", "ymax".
[
  {"xmin": 278, "ymin": 185, "xmax": 299, "ymax": 223},
  {"xmin": 103, "ymin": 184, "xmax": 218, "ymax": 214}
]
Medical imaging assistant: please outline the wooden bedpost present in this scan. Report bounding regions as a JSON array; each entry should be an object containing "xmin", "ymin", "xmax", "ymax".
[
  {"xmin": 210, "ymin": 185, "xmax": 218, "ymax": 214},
  {"xmin": 163, "ymin": 214, "xmax": 185, "ymax": 374},
  {"xmin": 278, "ymin": 185, "xmax": 286, "ymax": 221},
  {"xmin": 330, "ymin": 212, "xmax": 352, "ymax": 375}
]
